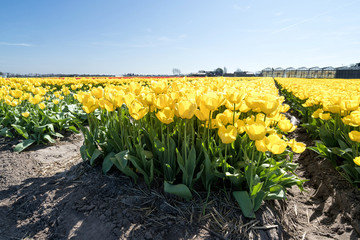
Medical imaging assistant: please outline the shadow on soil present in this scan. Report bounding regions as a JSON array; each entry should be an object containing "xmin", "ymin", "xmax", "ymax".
[{"xmin": 0, "ymin": 159, "xmax": 292, "ymax": 240}]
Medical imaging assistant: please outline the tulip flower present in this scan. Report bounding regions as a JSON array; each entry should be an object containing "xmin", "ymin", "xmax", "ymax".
[
  {"xmin": 235, "ymin": 119, "xmax": 246, "ymax": 134},
  {"xmin": 265, "ymin": 134, "xmax": 287, "ymax": 154},
  {"xmin": 202, "ymin": 92, "xmax": 223, "ymax": 111},
  {"xmin": 255, "ymin": 138, "xmax": 267, "ymax": 152},
  {"xmin": 151, "ymin": 80, "xmax": 167, "ymax": 94},
  {"xmin": 288, "ymin": 139, "xmax": 306, "ymax": 153},
  {"xmin": 195, "ymin": 103, "xmax": 211, "ymax": 122},
  {"xmin": 22, "ymin": 112, "xmax": 30, "ymax": 118},
  {"xmin": 245, "ymin": 119, "xmax": 267, "ymax": 141},
  {"xmin": 38, "ymin": 102, "xmax": 46, "ymax": 110},
  {"xmin": 156, "ymin": 107, "xmax": 174, "ymax": 124},
  {"xmin": 98, "ymin": 99, "xmax": 115, "ymax": 112},
  {"xmin": 354, "ymin": 157, "xmax": 360, "ymax": 166},
  {"xmin": 91, "ymin": 87, "xmax": 104, "ymax": 99},
  {"xmin": 218, "ymin": 125, "xmax": 237, "ymax": 144},
  {"xmin": 177, "ymin": 100, "xmax": 197, "ymax": 119},
  {"xmin": 349, "ymin": 131, "xmax": 360, "ymax": 143},
  {"xmin": 278, "ymin": 119, "xmax": 297, "ymax": 132},
  {"xmin": 319, "ymin": 113, "xmax": 331, "ymax": 120},
  {"xmin": 11, "ymin": 89, "xmax": 23, "ymax": 99},
  {"xmin": 129, "ymin": 99, "xmax": 148, "ymax": 120}
]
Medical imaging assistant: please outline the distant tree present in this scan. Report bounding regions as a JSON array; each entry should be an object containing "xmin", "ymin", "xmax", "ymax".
[
  {"xmin": 172, "ymin": 68, "xmax": 181, "ymax": 75},
  {"xmin": 215, "ymin": 68, "xmax": 223, "ymax": 76},
  {"xmin": 235, "ymin": 68, "xmax": 242, "ymax": 72}
]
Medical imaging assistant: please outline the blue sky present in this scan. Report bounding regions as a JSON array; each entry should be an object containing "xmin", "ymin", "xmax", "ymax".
[{"xmin": 1, "ymin": 0, "xmax": 360, "ymax": 75}]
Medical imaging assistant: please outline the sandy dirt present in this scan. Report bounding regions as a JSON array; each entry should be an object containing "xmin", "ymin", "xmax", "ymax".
[{"xmin": 0, "ymin": 126, "xmax": 359, "ymax": 240}]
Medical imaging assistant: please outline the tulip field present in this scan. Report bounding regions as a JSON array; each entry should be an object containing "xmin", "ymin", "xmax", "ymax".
[
  {"xmin": 276, "ymin": 78, "xmax": 360, "ymax": 186},
  {"xmin": 1, "ymin": 75, "xmax": 359, "ymax": 222}
]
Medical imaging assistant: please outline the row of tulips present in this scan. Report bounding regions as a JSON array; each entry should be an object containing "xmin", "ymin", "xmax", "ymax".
[
  {"xmin": 76, "ymin": 77, "xmax": 306, "ymax": 218},
  {"xmin": 275, "ymin": 78, "xmax": 360, "ymax": 187},
  {"xmin": 0, "ymin": 78, "xmax": 87, "ymax": 151}
]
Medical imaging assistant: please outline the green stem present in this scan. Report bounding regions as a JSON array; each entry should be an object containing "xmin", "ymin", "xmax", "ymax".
[
  {"xmin": 184, "ymin": 119, "xmax": 187, "ymax": 162},
  {"xmin": 249, "ymin": 144, "xmax": 256, "ymax": 192},
  {"xmin": 191, "ymin": 118, "xmax": 195, "ymax": 146},
  {"xmin": 233, "ymin": 103, "xmax": 236, "ymax": 125},
  {"xmin": 207, "ymin": 111, "xmax": 212, "ymax": 149},
  {"xmin": 224, "ymin": 144, "xmax": 228, "ymax": 173}
]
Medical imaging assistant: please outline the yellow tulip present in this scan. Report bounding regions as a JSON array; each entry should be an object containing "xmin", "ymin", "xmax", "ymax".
[
  {"xmin": 354, "ymin": 157, "xmax": 360, "ymax": 166},
  {"xmin": 227, "ymin": 90, "xmax": 244, "ymax": 104},
  {"xmin": 342, "ymin": 100, "xmax": 358, "ymax": 112},
  {"xmin": 151, "ymin": 80, "xmax": 167, "ymax": 94},
  {"xmin": 235, "ymin": 119, "xmax": 246, "ymax": 134},
  {"xmin": 280, "ymin": 104, "xmax": 290, "ymax": 113},
  {"xmin": 278, "ymin": 119, "xmax": 297, "ymax": 132},
  {"xmin": 91, "ymin": 87, "xmax": 104, "ymax": 99},
  {"xmin": 288, "ymin": 139, "xmax": 306, "ymax": 153},
  {"xmin": 195, "ymin": 103, "xmax": 211, "ymax": 121},
  {"xmin": 218, "ymin": 125, "xmax": 237, "ymax": 144},
  {"xmin": 204, "ymin": 119, "xmax": 218, "ymax": 129},
  {"xmin": 319, "ymin": 112, "xmax": 331, "ymax": 120},
  {"xmin": 38, "ymin": 102, "xmax": 46, "ymax": 110},
  {"xmin": 81, "ymin": 94, "xmax": 99, "ymax": 114},
  {"xmin": 123, "ymin": 92, "xmax": 136, "ymax": 107},
  {"xmin": 29, "ymin": 94, "xmax": 42, "ymax": 105},
  {"xmin": 245, "ymin": 119, "xmax": 267, "ymax": 141},
  {"xmin": 52, "ymin": 99, "xmax": 59, "ymax": 105},
  {"xmin": 225, "ymin": 100, "xmax": 241, "ymax": 111},
  {"xmin": 202, "ymin": 92, "xmax": 223, "ymax": 111},
  {"xmin": 311, "ymin": 108, "xmax": 323, "ymax": 118},
  {"xmin": 177, "ymin": 100, "xmax": 197, "ymax": 119},
  {"xmin": 129, "ymin": 82, "xmax": 142, "ymax": 95},
  {"xmin": 128, "ymin": 99, "xmax": 148, "ymax": 120},
  {"xmin": 154, "ymin": 94, "xmax": 171, "ymax": 110},
  {"xmin": 22, "ymin": 112, "xmax": 30, "ymax": 118},
  {"xmin": 265, "ymin": 134, "xmax": 287, "ymax": 154},
  {"xmin": 259, "ymin": 94, "xmax": 280, "ymax": 115},
  {"xmin": 98, "ymin": 99, "xmax": 115, "ymax": 112},
  {"xmin": 111, "ymin": 91, "xmax": 125, "ymax": 108},
  {"xmin": 349, "ymin": 131, "xmax": 360, "ymax": 143},
  {"xmin": 156, "ymin": 107, "xmax": 174, "ymax": 124},
  {"xmin": 11, "ymin": 89, "xmax": 23, "ymax": 99},
  {"xmin": 323, "ymin": 103, "xmax": 341, "ymax": 114},
  {"xmin": 255, "ymin": 138, "xmax": 267, "ymax": 152}
]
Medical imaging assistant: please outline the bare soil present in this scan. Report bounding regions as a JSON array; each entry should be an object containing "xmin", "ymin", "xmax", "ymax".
[{"xmin": 0, "ymin": 126, "xmax": 359, "ymax": 240}]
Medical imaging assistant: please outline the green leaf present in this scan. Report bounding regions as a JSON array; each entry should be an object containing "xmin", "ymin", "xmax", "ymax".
[
  {"xmin": 111, "ymin": 151, "xmax": 138, "ymax": 182},
  {"xmin": 44, "ymin": 134, "xmax": 56, "ymax": 143},
  {"xmin": 52, "ymin": 132, "xmax": 64, "ymax": 138},
  {"xmin": 233, "ymin": 191, "xmax": 256, "ymax": 218},
  {"xmin": 176, "ymin": 148, "xmax": 185, "ymax": 172},
  {"xmin": 126, "ymin": 153, "xmax": 153, "ymax": 186},
  {"xmin": 253, "ymin": 190, "xmax": 267, "ymax": 211},
  {"xmin": 11, "ymin": 124, "xmax": 29, "ymax": 139},
  {"xmin": 319, "ymin": 125, "xmax": 337, "ymax": 147},
  {"xmin": 80, "ymin": 145, "xmax": 88, "ymax": 161},
  {"xmin": 90, "ymin": 148, "xmax": 102, "ymax": 166},
  {"xmin": 14, "ymin": 139, "xmax": 36, "ymax": 152},
  {"xmin": 266, "ymin": 185, "xmax": 286, "ymax": 200},
  {"xmin": 164, "ymin": 181, "xmax": 192, "ymax": 200},
  {"xmin": 68, "ymin": 125, "xmax": 80, "ymax": 133},
  {"xmin": 251, "ymin": 181, "xmax": 264, "ymax": 197},
  {"xmin": 0, "ymin": 127, "xmax": 13, "ymax": 138},
  {"xmin": 102, "ymin": 152, "xmax": 115, "ymax": 174}
]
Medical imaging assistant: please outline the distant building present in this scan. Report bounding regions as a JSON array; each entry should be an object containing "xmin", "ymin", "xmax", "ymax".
[
  {"xmin": 261, "ymin": 63, "xmax": 359, "ymax": 79},
  {"xmin": 285, "ymin": 67, "xmax": 296, "ymax": 78},
  {"xmin": 335, "ymin": 63, "xmax": 360, "ymax": 79}
]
